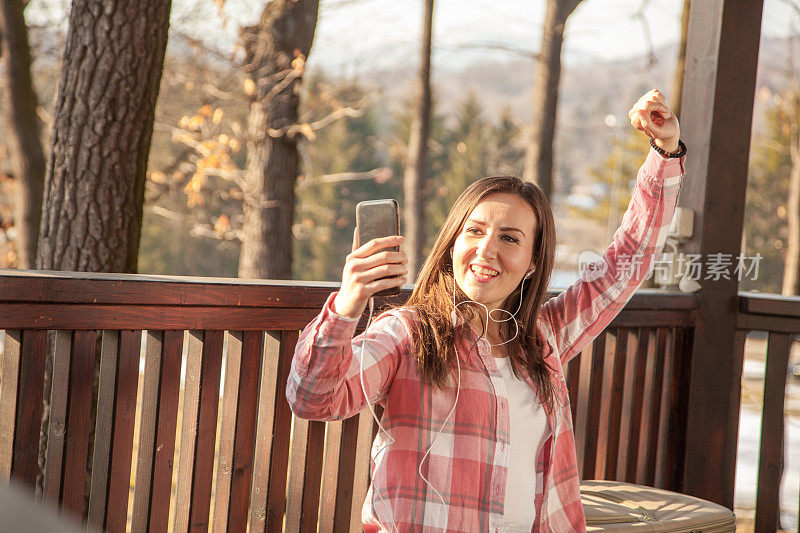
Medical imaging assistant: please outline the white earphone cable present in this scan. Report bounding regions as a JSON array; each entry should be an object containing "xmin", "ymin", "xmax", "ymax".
[
  {"xmin": 358, "ymin": 297, "xmax": 398, "ymax": 532},
  {"xmin": 417, "ymin": 267, "xmax": 530, "ymax": 508},
  {"xmin": 356, "ymin": 266, "xmax": 531, "ymax": 530}
]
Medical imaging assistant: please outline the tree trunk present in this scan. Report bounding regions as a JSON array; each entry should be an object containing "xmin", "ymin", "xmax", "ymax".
[
  {"xmin": 671, "ymin": 0, "xmax": 690, "ymax": 120},
  {"xmin": 522, "ymin": 0, "xmax": 583, "ymax": 201},
  {"xmin": 0, "ymin": 0, "xmax": 46, "ymax": 269},
  {"xmin": 404, "ymin": 0, "xmax": 434, "ymax": 281},
  {"xmin": 783, "ymin": 133, "xmax": 800, "ymax": 295},
  {"xmin": 237, "ymin": 0, "xmax": 319, "ymax": 280},
  {"xmin": 36, "ymin": 0, "xmax": 172, "ymax": 273}
]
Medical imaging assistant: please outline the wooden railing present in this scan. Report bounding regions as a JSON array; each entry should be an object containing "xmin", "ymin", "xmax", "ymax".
[
  {"xmin": 0, "ymin": 269, "xmax": 717, "ymax": 531},
  {"xmin": 736, "ymin": 293, "xmax": 800, "ymax": 532}
]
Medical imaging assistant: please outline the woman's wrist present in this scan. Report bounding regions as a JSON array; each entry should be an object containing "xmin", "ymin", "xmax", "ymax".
[
  {"xmin": 650, "ymin": 137, "xmax": 686, "ymax": 158},
  {"xmin": 653, "ymin": 137, "xmax": 680, "ymax": 154},
  {"xmin": 332, "ymin": 292, "xmax": 365, "ymax": 319}
]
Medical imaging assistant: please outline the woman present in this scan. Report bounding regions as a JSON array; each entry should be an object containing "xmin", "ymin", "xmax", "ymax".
[{"xmin": 286, "ymin": 89, "xmax": 686, "ymax": 532}]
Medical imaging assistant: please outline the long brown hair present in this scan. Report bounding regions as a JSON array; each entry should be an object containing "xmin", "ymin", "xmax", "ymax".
[{"xmin": 403, "ymin": 176, "xmax": 558, "ymax": 409}]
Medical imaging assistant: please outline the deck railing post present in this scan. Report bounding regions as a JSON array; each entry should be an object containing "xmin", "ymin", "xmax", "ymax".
[{"xmin": 676, "ymin": 0, "xmax": 764, "ymax": 508}]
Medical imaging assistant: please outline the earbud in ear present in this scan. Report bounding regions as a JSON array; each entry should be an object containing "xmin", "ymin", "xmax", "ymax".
[{"xmin": 451, "ymin": 310, "xmax": 458, "ymax": 326}]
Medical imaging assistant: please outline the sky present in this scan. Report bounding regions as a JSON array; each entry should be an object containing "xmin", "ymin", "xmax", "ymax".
[
  {"xmin": 155, "ymin": 0, "xmax": 800, "ymax": 76},
  {"xmin": 24, "ymin": 0, "xmax": 800, "ymax": 75}
]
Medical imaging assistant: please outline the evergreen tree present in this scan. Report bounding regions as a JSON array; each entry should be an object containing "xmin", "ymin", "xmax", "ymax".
[
  {"xmin": 293, "ymin": 79, "xmax": 399, "ymax": 281},
  {"xmin": 565, "ymin": 127, "xmax": 649, "ymax": 243},
  {"xmin": 741, "ymin": 90, "xmax": 795, "ymax": 293}
]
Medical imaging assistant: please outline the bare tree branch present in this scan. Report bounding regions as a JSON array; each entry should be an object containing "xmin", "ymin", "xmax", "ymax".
[
  {"xmin": 171, "ymin": 28, "xmax": 240, "ymax": 66},
  {"xmin": 778, "ymin": 0, "xmax": 800, "ymax": 18},
  {"xmin": 631, "ymin": 0, "xmax": 657, "ymax": 67},
  {"xmin": 266, "ymin": 104, "xmax": 365, "ymax": 139},
  {"xmin": 164, "ymin": 70, "xmax": 242, "ymax": 101}
]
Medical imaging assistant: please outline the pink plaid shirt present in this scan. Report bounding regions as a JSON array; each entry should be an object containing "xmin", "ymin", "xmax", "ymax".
[{"xmin": 287, "ymin": 147, "xmax": 685, "ymax": 532}]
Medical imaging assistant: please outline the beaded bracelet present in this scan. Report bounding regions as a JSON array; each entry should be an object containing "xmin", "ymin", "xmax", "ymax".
[{"xmin": 650, "ymin": 137, "xmax": 687, "ymax": 158}]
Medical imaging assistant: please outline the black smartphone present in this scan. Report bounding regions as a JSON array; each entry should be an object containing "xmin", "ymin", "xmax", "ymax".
[{"xmin": 356, "ymin": 199, "xmax": 402, "ymax": 297}]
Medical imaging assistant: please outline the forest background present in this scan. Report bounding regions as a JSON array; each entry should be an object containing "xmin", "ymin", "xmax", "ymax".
[{"xmin": 1, "ymin": 0, "xmax": 799, "ymax": 294}]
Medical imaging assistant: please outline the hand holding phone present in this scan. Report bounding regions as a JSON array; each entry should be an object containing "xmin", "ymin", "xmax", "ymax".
[{"xmin": 332, "ymin": 200, "xmax": 407, "ymax": 318}]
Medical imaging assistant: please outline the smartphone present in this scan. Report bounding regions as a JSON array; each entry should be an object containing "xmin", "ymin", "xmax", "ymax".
[{"xmin": 356, "ymin": 199, "xmax": 402, "ymax": 297}]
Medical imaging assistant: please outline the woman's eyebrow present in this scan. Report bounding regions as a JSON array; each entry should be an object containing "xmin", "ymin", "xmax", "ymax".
[{"xmin": 465, "ymin": 218, "xmax": 526, "ymax": 237}]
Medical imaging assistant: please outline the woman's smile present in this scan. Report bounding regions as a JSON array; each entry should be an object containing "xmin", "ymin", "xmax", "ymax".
[{"xmin": 469, "ymin": 263, "xmax": 500, "ymax": 281}]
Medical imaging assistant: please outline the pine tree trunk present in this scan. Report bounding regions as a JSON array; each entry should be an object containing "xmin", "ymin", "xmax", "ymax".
[
  {"xmin": 783, "ymin": 135, "xmax": 800, "ymax": 295},
  {"xmin": 0, "ymin": 0, "xmax": 46, "ymax": 269},
  {"xmin": 523, "ymin": 0, "xmax": 583, "ymax": 201},
  {"xmin": 36, "ymin": 0, "xmax": 171, "ymax": 273},
  {"xmin": 403, "ymin": 0, "xmax": 434, "ymax": 280},
  {"xmin": 238, "ymin": 0, "xmax": 319, "ymax": 280},
  {"xmin": 671, "ymin": 0, "xmax": 690, "ymax": 120}
]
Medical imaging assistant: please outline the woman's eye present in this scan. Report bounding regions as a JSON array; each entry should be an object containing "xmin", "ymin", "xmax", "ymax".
[
  {"xmin": 503, "ymin": 235, "xmax": 520, "ymax": 244},
  {"xmin": 465, "ymin": 227, "xmax": 481, "ymax": 235}
]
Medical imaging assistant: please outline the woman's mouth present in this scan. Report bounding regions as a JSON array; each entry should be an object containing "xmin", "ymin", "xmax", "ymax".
[{"xmin": 469, "ymin": 264, "xmax": 499, "ymax": 282}]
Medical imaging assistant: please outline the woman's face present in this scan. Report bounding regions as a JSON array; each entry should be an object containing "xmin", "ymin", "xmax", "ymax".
[{"xmin": 452, "ymin": 192, "xmax": 538, "ymax": 313}]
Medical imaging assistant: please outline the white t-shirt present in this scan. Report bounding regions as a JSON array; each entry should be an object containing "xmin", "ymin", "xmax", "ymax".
[{"xmin": 494, "ymin": 356, "xmax": 551, "ymax": 532}]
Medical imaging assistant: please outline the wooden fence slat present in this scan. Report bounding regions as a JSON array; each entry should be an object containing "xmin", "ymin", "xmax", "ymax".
[
  {"xmin": 654, "ymin": 328, "xmax": 676, "ymax": 489},
  {"xmin": 105, "ymin": 330, "xmax": 142, "ymax": 532},
  {"xmin": 332, "ymin": 414, "xmax": 362, "ymax": 532},
  {"xmin": 663, "ymin": 327, "xmax": 693, "ymax": 492},
  {"xmin": 87, "ymin": 331, "xmax": 120, "ymax": 528},
  {"xmin": 624, "ymin": 328, "xmax": 649, "ymax": 483},
  {"xmin": 567, "ymin": 353, "xmax": 580, "ymax": 424},
  {"xmin": 300, "ymin": 420, "xmax": 325, "ymax": 533},
  {"xmin": 11, "ymin": 330, "xmax": 47, "ymax": 491},
  {"xmin": 173, "ymin": 331, "xmax": 204, "ymax": 533},
  {"xmin": 615, "ymin": 329, "xmax": 639, "ymax": 481},
  {"xmin": 247, "ymin": 331, "xmax": 280, "ymax": 532},
  {"xmin": 581, "ymin": 332, "xmax": 606, "ymax": 479},
  {"xmin": 604, "ymin": 328, "xmax": 628, "ymax": 480},
  {"xmin": 261, "ymin": 330, "xmax": 296, "ymax": 532},
  {"xmin": 212, "ymin": 331, "xmax": 243, "ymax": 532},
  {"xmin": 317, "ymin": 420, "xmax": 343, "ymax": 531},
  {"xmin": 754, "ymin": 331, "xmax": 792, "ymax": 533},
  {"xmin": 595, "ymin": 330, "xmax": 619, "ymax": 480},
  {"xmin": 573, "ymin": 344, "xmax": 594, "ymax": 475},
  {"xmin": 187, "ymin": 330, "xmax": 223, "ymax": 531},
  {"xmin": 285, "ymin": 415, "xmax": 310, "ymax": 532},
  {"xmin": 641, "ymin": 327, "xmax": 668, "ymax": 486},
  {"xmin": 43, "ymin": 330, "xmax": 72, "ymax": 505},
  {"xmin": 227, "ymin": 330, "xmax": 266, "ymax": 529},
  {"xmin": 0, "ymin": 330, "xmax": 22, "ymax": 481},
  {"xmin": 350, "ymin": 410, "xmax": 376, "ymax": 532},
  {"xmin": 131, "ymin": 331, "xmax": 164, "ymax": 532},
  {"xmin": 60, "ymin": 330, "xmax": 98, "ymax": 517},
  {"xmin": 148, "ymin": 329, "xmax": 183, "ymax": 531}
]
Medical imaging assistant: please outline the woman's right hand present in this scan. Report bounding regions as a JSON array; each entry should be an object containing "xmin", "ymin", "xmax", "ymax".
[{"xmin": 332, "ymin": 228, "xmax": 408, "ymax": 319}]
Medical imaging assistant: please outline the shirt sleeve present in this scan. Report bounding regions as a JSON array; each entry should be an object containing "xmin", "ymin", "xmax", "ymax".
[
  {"xmin": 286, "ymin": 291, "xmax": 411, "ymax": 421},
  {"xmin": 539, "ymin": 146, "xmax": 686, "ymax": 366}
]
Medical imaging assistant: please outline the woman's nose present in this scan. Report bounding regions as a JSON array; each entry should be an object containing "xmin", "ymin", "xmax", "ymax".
[{"xmin": 476, "ymin": 233, "xmax": 498, "ymax": 258}]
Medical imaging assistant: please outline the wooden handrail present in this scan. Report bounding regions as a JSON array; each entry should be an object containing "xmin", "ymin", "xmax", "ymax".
[{"xmin": 0, "ymin": 269, "xmax": 698, "ymax": 310}]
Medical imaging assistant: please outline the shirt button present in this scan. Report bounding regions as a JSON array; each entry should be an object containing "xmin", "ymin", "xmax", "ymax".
[
  {"xmin": 500, "ymin": 442, "xmax": 505, "ymax": 451},
  {"xmin": 493, "ymin": 485, "xmax": 500, "ymax": 496}
]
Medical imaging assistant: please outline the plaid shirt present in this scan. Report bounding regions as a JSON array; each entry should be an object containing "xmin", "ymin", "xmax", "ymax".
[{"xmin": 287, "ymin": 147, "xmax": 685, "ymax": 532}]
